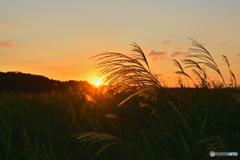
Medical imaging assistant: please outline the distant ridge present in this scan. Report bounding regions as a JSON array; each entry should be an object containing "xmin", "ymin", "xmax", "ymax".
[{"xmin": 0, "ymin": 71, "xmax": 92, "ymax": 93}]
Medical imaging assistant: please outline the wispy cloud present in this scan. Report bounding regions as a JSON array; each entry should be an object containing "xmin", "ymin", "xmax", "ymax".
[
  {"xmin": 221, "ymin": 43, "xmax": 227, "ymax": 47},
  {"xmin": 170, "ymin": 51, "xmax": 189, "ymax": 58},
  {"xmin": 168, "ymin": 32, "xmax": 174, "ymax": 38},
  {"xmin": 162, "ymin": 40, "xmax": 170, "ymax": 44},
  {"xmin": 174, "ymin": 47, "xmax": 183, "ymax": 50},
  {"xmin": 148, "ymin": 50, "xmax": 166, "ymax": 61},
  {"xmin": 0, "ymin": 39, "xmax": 14, "ymax": 48}
]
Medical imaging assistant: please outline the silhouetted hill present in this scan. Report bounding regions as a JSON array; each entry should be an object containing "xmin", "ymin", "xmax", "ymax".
[{"xmin": 0, "ymin": 71, "xmax": 93, "ymax": 93}]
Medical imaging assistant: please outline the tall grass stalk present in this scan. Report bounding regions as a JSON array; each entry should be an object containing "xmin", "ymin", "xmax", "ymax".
[
  {"xmin": 222, "ymin": 55, "xmax": 237, "ymax": 88},
  {"xmin": 91, "ymin": 42, "xmax": 200, "ymax": 134}
]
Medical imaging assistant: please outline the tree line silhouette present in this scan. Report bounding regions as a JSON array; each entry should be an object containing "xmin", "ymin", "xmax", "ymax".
[{"xmin": 0, "ymin": 71, "xmax": 93, "ymax": 93}]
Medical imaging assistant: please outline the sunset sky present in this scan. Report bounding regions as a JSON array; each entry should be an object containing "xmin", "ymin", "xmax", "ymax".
[{"xmin": 1, "ymin": 0, "xmax": 240, "ymax": 86}]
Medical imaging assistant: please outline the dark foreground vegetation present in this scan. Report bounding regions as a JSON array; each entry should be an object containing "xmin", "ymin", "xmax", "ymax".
[
  {"xmin": 0, "ymin": 87, "xmax": 239, "ymax": 160},
  {"xmin": 1, "ymin": 39, "xmax": 240, "ymax": 160}
]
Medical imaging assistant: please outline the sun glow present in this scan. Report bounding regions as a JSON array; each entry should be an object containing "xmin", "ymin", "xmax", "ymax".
[{"xmin": 94, "ymin": 80, "xmax": 102, "ymax": 87}]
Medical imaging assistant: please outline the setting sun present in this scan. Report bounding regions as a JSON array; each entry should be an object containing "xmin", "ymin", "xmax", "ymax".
[{"xmin": 94, "ymin": 80, "xmax": 101, "ymax": 87}]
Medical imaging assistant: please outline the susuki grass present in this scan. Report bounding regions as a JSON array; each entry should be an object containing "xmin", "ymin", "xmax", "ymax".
[
  {"xmin": 0, "ymin": 38, "xmax": 239, "ymax": 160},
  {"xmin": 173, "ymin": 38, "xmax": 237, "ymax": 89},
  {"xmin": 79, "ymin": 38, "xmax": 240, "ymax": 159}
]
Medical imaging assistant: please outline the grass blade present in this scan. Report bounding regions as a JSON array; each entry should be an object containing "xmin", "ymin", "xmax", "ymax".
[
  {"xmin": 179, "ymin": 131, "xmax": 191, "ymax": 155},
  {"xmin": 167, "ymin": 99, "xmax": 194, "ymax": 135}
]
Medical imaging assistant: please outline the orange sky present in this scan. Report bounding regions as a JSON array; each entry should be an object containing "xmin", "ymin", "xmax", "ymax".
[{"xmin": 1, "ymin": 0, "xmax": 240, "ymax": 86}]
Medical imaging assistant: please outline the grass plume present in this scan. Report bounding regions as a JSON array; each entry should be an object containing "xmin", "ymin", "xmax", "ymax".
[
  {"xmin": 188, "ymin": 38, "xmax": 227, "ymax": 87},
  {"xmin": 73, "ymin": 132, "xmax": 127, "ymax": 160},
  {"xmin": 90, "ymin": 42, "xmax": 174, "ymax": 105}
]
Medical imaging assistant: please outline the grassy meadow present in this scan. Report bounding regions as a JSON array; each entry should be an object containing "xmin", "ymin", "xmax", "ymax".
[{"xmin": 1, "ymin": 39, "xmax": 240, "ymax": 160}]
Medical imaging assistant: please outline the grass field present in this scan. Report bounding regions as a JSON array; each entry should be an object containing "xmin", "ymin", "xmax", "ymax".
[
  {"xmin": 1, "ymin": 39, "xmax": 240, "ymax": 160},
  {"xmin": 0, "ymin": 87, "xmax": 239, "ymax": 160}
]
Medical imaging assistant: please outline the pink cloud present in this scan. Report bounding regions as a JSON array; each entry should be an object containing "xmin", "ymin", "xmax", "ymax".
[
  {"xmin": 162, "ymin": 41, "xmax": 170, "ymax": 44},
  {"xmin": 238, "ymin": 53, "xmax": 240, "ymax": 57},
  {"xmin": 0, "ymin": 39, "xmax": 14, "ymax": 48},
  {"xmin": 170, "ymin": 51, "xmax": 189, "ymax": 58},
  {"xmin": 168, "ymin": 32, "xmax": 174, "ymax": 38},
  {"xmin": 148, "ymin": 50, "xmax": 166, "ymax": 61},
  {"xmin": 221, "ymin": 43, "xmax": 227, "ymax": 47}
]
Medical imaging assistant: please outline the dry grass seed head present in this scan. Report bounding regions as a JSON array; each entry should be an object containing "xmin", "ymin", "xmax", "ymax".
[
  {"xmin": 90, "ymin": 43, "xmax": 167, "ymax": 102},
  {"xmin": 188, "ymin": 38, "xmax": 227, "ymax": 87}
]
